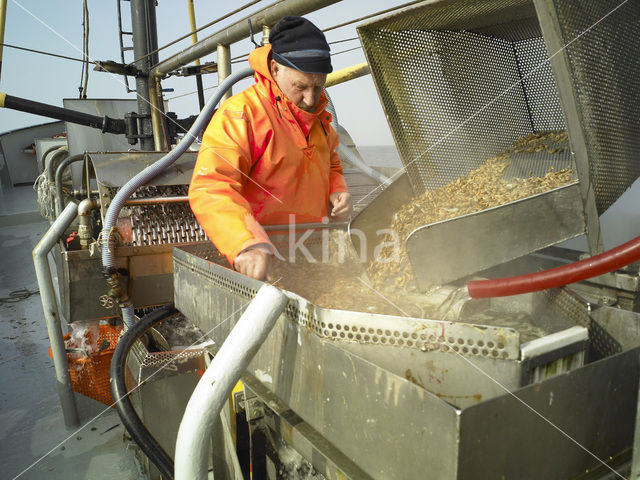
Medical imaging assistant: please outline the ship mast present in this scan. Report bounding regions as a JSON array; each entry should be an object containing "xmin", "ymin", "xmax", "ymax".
[{"xmin": 129, "ymin": 0, "xmax": 160, "ymax": 151}]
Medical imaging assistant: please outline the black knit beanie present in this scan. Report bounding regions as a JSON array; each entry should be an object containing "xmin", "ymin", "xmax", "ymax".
[{"xmin": 269, "ymin": 16, "xmax": 332, "ymax": 74}]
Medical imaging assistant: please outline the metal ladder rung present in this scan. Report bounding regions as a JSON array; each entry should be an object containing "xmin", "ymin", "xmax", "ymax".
[{"xmin": 116, "ymin": 0, "xmax": 135, "ymax": 92}]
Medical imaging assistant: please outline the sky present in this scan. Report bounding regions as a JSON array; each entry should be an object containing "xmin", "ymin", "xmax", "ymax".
[{"xmin": 0, "ymin": 0, "xmax": 412, "ymax": 145}]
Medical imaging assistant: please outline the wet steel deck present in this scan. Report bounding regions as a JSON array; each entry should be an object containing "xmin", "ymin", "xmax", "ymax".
[{"xmin": 0, "ymin": 186, "xmax": 143, "ymax": 480}]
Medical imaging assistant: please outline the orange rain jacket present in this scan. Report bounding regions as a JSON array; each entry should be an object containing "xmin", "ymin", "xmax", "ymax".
[{"xmin": 188, "ymin": 44, "xmax": 348, "ymax": 266}]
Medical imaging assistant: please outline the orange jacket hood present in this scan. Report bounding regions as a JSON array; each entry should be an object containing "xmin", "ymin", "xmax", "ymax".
[
  {"xmin": 248, "ymin": 44, "xmax": 331, "ymax": 136},
  {"xmin": 189, "ymin": 44, "xmax": 348, "ymax": 266}
]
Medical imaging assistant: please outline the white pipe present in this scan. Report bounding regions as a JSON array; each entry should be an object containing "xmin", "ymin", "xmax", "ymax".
[
  {"xmin": 174, "ymin": 284, "xmax": 288, "ymax": 480},
  {"xmin": 78, "ymin": 197, "xmax": 99, "ymax": 249},
  {"xmin": 32, "ymin": 202, "xmax": 80, "ymax": 427}
]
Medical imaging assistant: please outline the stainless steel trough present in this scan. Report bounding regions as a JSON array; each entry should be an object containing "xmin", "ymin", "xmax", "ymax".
[{"xmin": 173, "ymin": 243, "xmax": 640, "ymax": 479}]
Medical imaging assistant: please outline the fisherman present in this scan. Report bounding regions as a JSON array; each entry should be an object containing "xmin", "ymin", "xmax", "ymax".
[{"xmin": 189, "ymin": 16, "xmax": 351, "ymax": 280}]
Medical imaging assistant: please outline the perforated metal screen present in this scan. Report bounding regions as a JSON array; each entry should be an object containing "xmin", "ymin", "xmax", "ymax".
[
  {"xmin": 550, "ymin": 0, "xmax": 640, "ymax": 214},
  {"xmin": 358, "ymin": 0, "xmax": 640, "ymax": 212},
  {"xmin": 358, "ymin": 0, "xmax": 567, "ymax": 193},
  {"xmin": 541, "ymin": 287, "xmax": 622, "ymax": 360}
]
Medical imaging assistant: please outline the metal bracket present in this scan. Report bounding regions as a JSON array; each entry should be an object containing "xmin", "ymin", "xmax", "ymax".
[
  {"xmin": 124, "ymin": 111, "xmax": 153, "ymax": 145},
  {"xmin": 233, "ymin": 389, "xmax": 265, "ymax": 421},
  {"xmin": 177, "ymin": 62, "xmax": 218, "ymax": 76}
]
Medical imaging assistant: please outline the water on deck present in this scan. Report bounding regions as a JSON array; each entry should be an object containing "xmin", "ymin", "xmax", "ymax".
[{"xmin": 0, "ymin": 185, "xmax": 143, "ymax": 480}]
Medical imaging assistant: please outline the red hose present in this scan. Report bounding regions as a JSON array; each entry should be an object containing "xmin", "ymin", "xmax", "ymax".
[{"xmin": 467, "ymin": 235, "xmax": 640, "ymax": 299}]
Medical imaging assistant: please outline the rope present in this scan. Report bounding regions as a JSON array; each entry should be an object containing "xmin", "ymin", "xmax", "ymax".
[
  {"xmin": 0, "ymin": 288, "xmax": 40, "ymax": 306},
  {"xmin": 96, "ymin": 226, "xmax": 120, "ymax": 253},
  {"xmin": 1, "ymin": 42, "xmax": 96, "ymax": 65},
  {"xmin": 33, "ymin": 172, "xmax": 54, "ymax": 220}
]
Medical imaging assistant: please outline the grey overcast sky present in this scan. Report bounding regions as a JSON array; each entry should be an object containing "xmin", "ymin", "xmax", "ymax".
[{"xmin": 0, "ymin": 0, "xmax": 412, "ymax": 145}]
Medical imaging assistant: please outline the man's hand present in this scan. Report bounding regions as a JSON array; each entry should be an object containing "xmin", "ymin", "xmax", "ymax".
[
  {"xmin": 233, "ymin": 248, "xmax": 272, "ymax": 280},
  {"xmin": 329, "ymin": 191, "xmax": 352, "ymax": 219}
]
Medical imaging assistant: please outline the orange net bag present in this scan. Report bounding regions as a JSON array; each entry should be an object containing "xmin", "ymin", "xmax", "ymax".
[{"xmin": 49, "ymin": 323, "xmax": 123, "ymax": 405}]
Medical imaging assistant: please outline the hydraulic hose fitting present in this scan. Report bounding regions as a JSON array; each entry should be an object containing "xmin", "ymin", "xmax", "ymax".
[
  {"xmin": 77, "ymin": 197, "xmax": 98, "ymax": 249},
  {"xmin": 104, "ymin": 267, "xmax": 130, "ymax": 305}
]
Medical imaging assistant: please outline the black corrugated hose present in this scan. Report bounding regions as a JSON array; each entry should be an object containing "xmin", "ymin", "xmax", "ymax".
[{"xmin": 110, "ymin": 303, "xmax": 178, "ymax": 480}]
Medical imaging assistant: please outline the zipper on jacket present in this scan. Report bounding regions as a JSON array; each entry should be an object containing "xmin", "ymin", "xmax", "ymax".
[
  {"xmin": 319, "ymin": 120, "xmax": 328, "ymax": 137},
  {"xmin": 274, "ymin": 96, "xmax": 283, "ymax": 119}
]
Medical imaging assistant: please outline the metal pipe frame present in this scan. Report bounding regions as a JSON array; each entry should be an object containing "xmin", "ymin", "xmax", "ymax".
[
  {"xmin": 151, "ymin": 0, "xmax": 342, "ymax": 79},
  {"xmin": 175, "ymin": 284, "xmax": 288, "ymax": 480},
  {"xmin": 45, "ymin": 146, "xmax": 69, "ymax": 183},
  {"xmin": 32, "ymin": 202, "xmax": 80, "ymax": 428},
  {"xmin": 217, "ymin": 44, "xmax": 232, "ymax": 103},
  {"xmin": 535, "ymin": 0, "xmax": 604, "ymax": 255},
  {"xmin": 124, "ymin": 195, "xmax": 190, "ymax": 206},
  {"xmin": 77, "ymin": 197, "xmax": 99, "ymax": 249},
  {"xmin": 149, "ymin": 77, "xmax": 166, "ymax": 151},
  {"xmin": 55, "ymin": 154, "xmax": 85, "ymax": 217},
  {"xmin": 39, "ymin": 144, "xmax": 65, "ymax": 174},
  {"xmin": 44, "ymin": 147, "xmax": 69, "ymax": 218}
]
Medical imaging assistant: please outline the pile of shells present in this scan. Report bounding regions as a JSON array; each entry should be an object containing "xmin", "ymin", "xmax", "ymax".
[{"xmin": 368, "ymin": 132, "xmax": 575, "ymax": 291}]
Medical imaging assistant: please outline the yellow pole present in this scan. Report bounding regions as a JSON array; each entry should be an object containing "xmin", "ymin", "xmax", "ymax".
[
  {"xmin": 0, "ymin": 0, "xmax": 8, "ymax": 83},
  {"xmin": 187, "ymin": 0, "xmax": 205, "ymax": 109},
  {"xmin": 187, "ymin": 0, "xmax": 200, "ymax": 67},
  {"xmin": 150, "ymin": 78, "xmax": 165, "ymax": 151},
  {"xmin": 325, "ymin": 62, "xmax": 370, "ymax": 88}
]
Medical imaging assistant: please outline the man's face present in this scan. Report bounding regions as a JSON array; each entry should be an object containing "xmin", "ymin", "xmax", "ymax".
[{"xmin": 270, "ymin": 60, "xmax": 327, "ymax": 113}]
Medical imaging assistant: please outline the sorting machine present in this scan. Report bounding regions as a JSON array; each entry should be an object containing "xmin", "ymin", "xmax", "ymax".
[
  {"xmin": 170, "ymin": 1, "xmax": 640, "ymax": 478},
  {"xmin": 34, "ymin": 0, "xmax": 640, "ymax": 479}
]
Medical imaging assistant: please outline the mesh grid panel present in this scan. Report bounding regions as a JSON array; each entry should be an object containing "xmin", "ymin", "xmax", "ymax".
[
  {"xmin": 552, "ymin": 0, "xmax": 640, "ymax": 214},
  {"xmin": 358, "ymin": 0, "xmax": 640, "ymax": 210},
  {"xmin": 107, "ymin": 184, "xmax": 208, "ymax": 246},
  {"xmin": 541, "ymin": 287, "xmax": 622, "ymax": 359},
  {"xmin": 514, "ymin": 37, "xmax": 566, "ymax": 132},
  {"xmin": 359, "ymin": 0, "xmax": 568, "ymax": 194}
]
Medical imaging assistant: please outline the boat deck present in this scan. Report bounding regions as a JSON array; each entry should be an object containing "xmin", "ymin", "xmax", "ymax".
[{"xmin": 1, "ymin": 186, "xmax": 144, "ymax": 480}]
